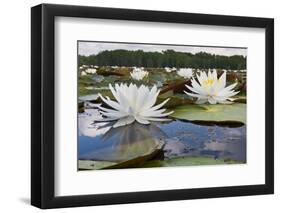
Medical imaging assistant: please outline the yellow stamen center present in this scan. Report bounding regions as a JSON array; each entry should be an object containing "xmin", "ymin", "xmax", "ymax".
[{"xmin": 203, "ymin": 79, "xmax": 215, "ymax": 86}]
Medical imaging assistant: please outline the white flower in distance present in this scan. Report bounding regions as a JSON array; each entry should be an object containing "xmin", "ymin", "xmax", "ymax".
[
  {"xmin": 85, "ymin": 68, "xmax": 97, "ymax": 74},
  {"xmin": 184, "ymin": 70, "xmax": 239, "ymax": 104},
  {"xmin": 96, "ymin": 83, "xmax": 173, "ymax": 128},
  {"xmin": 130, "ymin": 68, "xmax": 148, "ymax": 80},
  {"xmin": 177, "ymin": 68, "xmax": 193, "ymax": 79},
  {"xmin": 164, "ymin": 67, "xmax": 172, "ymax": 73},
  {"xmin": 81, "ymin": 71, "xmax": 87, "ymax": 76}
]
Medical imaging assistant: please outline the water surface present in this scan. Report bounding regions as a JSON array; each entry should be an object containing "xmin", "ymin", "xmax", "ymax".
[{"xmin": 78, "ymin": 108, "xmax": 246, "ymax": 164}]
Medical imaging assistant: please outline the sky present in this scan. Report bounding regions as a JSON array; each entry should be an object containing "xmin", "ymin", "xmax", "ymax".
[{"xmin": 78, "ymin": 41, "xmax": 247, "ymax": 57}]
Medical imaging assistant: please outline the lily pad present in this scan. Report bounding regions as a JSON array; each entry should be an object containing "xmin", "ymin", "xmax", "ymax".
[
  {"xmin": 78, "ymin": 143, "xmax": 164, "ymax": 170},
  {"xmin": 170, "ymin": 103, "xmax": 246, "ymax": 124},
  {"xmin": 79, "ymin": 155, "xmax": 243, "ymax": 170},
  {"xmin": 141, "ymin": 156, "xmax": 243, "ymax": 168},
  {"xmin": 78, "ymin": 160, "xmax": 116, "ymax": 170}
]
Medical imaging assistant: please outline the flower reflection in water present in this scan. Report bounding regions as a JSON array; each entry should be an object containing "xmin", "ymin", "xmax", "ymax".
[
  {"xmin": 80, "ymin": 121, "xmax": 167, "ymax": 163},
  {"xmin": 78, "ymin": 108, "xmax": 111, "ymax": 138}
]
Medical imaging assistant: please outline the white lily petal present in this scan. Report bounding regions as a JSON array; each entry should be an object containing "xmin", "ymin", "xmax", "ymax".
[
  {"xmin": 98, "ymin": 106, "xmax": 120, "ymax": 114},
  {"xmin": 109, "ymin": 84, "xmax": 120, "ymax": 103},
  {"xmin": 145, "ymin": 117, "xmax": 172, "ymax": 122},
  {"xmin": 113, "ymin": 116, "xmax": 135, "ymax": 128},
  {"xmin": 184, "ymin": 70, "xmax": 240, "ymax": 104},
  {"xmin": 142, "ymin": 109, "xmax": 174, "ymax": 118},
  {"xmin": 135, "ymin": 116, "xmax": 150, "ymax": 125},
  {"xmin": 145, "ymin": 98, "xmax": 170, "ymax": 112},
  {"xmin": 208, "ymin": 97, "xmax": 217, "ymax": 104},
  {"xmin": 98, "ymin": 83, "xmax": 172, "ymax": 127},
  {"xmin": 185, "ymin": 84, "xmax": 202, "ymax": 95},
  {"xmin": 93, "ymin": 117, "xmax": 120, "ymax": 122},
  {"xmin": 184, "ymin": 91, "xmax": 206, "ymax": 99},
  {"xmin": 98, "ymin": 94, "xmax": 123, "ymax": 111}
]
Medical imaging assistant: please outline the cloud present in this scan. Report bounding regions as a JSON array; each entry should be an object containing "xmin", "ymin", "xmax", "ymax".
[{"xmin": 78, "ymin": 41, "xmax": 247, "ymax": 57}]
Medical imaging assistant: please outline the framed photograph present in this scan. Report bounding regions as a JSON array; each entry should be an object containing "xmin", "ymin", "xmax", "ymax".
[{"xmin": 31, "ymin": 3, "xmax": 274, "ymax": 209}]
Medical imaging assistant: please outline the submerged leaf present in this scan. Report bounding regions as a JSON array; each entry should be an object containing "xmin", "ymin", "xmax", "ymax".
[{"xmin": 78, "ymin": 142, "xmax": 164, "ymax": 170}]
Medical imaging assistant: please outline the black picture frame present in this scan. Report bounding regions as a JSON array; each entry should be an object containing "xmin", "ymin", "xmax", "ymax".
[{"xmin": 31, "ymin": 3, "xmax": 274, "ymax": 209}]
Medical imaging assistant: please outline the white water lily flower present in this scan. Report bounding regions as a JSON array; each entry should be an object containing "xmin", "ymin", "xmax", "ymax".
[
  {"xmin": 96, "ymin": 83, "xmax": 173, "ymax": 128},
  {"xmin": 177, "ymin": 68, "xmax": 193, "ymax": 79},
  {"xmin": 164, "ymin": 67, "xmax": 172, "ymax": 73},
  {"xmin": 184, "ymin": 70, "xmax": 239, "ymax": 104},
  {"xmin": 85, "ymin": 68, "xmax": 97, "ymax": 74},
  {"xmin": 130, "ymin": 68, "xmax": 148, "ymax": 80},
  {"xmin": 81, "ymin": 71, "xmax": 87, "ymax": 76},
  {"xmin": 211, "ymin": 68, "xmax": 217, "ymax": 72}
]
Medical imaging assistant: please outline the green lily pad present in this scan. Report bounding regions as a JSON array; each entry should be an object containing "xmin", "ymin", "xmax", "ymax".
[
  {"xmin": 141, "ymin": 156, "xmax": 244, "ymax": 168},
  {"xmin": 78, "ymin": 144, "xmax": 164, "ymax": 170},
  {"xmin": 103, "ymin": 147, "xmax": 163, "ymax": 169},
  {"xmin": 170, "ymin": 103, "xmax": 246, "ymax": 124},
  {"xmin": 79, "ymin": 156, "xmax": 244, "ymax": 170},
  {"xmin": 78, "ymin": 160, "xmax": 116, "ymax": 170}
]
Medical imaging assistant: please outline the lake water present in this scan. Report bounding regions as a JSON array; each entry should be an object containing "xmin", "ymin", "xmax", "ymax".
[{"xmin": 78, "ymin": 108, "xmax": 246, "ymax": 165}]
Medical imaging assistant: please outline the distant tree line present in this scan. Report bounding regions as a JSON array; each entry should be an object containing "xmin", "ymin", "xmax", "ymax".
[{"xmin": 79, "ymin": 49, "xmax": 246, "ymax": 70}]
